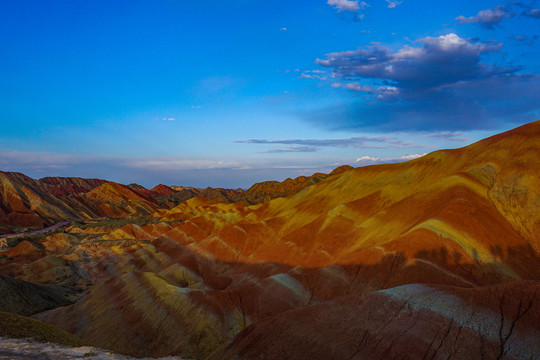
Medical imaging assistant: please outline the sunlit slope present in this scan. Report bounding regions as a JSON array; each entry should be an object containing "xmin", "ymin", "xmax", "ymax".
[
  {"xmin": 132, "ymin": 120, "xmax": 540, "ymax": 283},
  {"xmin": 82, "ymin": 182, "xmax": 160, "ymax": 217},
  {"xmin": 0, "ymin": 176, "xmax": 163, "ymax": 229},
  {"xmin": 0, "ymin": 172, "xmax": 80, "ymax": 227}
]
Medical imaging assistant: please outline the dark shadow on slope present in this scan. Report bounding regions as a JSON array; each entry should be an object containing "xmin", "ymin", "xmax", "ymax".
[
  {"xmin": 27, "ymin": 234, "xmax": 540, "ymax": 359},
  {"xmin": 0, "ymin": 274, "xmax": 81, "ymax": 316}
]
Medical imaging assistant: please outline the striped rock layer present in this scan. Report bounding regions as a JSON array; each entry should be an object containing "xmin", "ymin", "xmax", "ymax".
[{"xmin": 4, "ymin": 120, "xmax": 540, "ymax": 359}]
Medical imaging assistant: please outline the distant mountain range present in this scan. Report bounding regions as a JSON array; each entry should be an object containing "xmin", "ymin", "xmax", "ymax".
[{"xmin": 0, "ymin": 166, "xmax": 350, "ymax": 233}]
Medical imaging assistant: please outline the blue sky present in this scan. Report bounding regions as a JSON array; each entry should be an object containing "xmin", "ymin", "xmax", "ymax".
[{"xmin": 1, "ymin": 0, "xmax": 539, "ymax": 188}]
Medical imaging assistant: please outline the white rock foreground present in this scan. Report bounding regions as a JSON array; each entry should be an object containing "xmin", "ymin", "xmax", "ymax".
[{"xmin": 0, "ymin": 337, "xmax": 186, "ymax": 360}]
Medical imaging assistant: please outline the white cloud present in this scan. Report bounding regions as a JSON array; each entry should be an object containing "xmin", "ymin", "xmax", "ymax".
[
  {"xmin": 332, "ymin": 82, "xmax": 373, "ymax": 92},
  {"xmin": 127, "ymin": 158, "xmax": 241, "ymax": 170},
  {"xmin": 398, "ymin": 153, "xmax": 426, "ymax": 160},
  {"xmin": 376, "ymin": 86, "xmax": 399, "ymax": 100},
  {"xmin": 327, "ymin": 0, "xmax": 362, "ymax": 13},
  {"xmin": 386, "ymin": 0, "xmax": 402, "ymax": 8},
  {"xmin": 356, "ymin": 156, "xmax": 380, "ymax": 161},
  {"xmin": 300, "ymin": 70, "xmax": 327, "ymax": 80},
  {"xmin": 455, "ymin": 5, "xmax": 513, "ymax": 29},
  {"xmin": 317, "ymin": 33, "xmax": 504, "ymax": 95},
  {"xmin": 332, "ymin": 82, "xmax": 401, "ymax": 98},
  {"xmin": 162, "ymin": 117, "xmax": 176, "ymax": 121},
  {"xmin": 344, "ymin": 82, "xmax": 373, "ymax": 92},
  {"xmin": 309, "ymin": 32, "xmax": 540, "ymax": 132},
  {"xmin": 356, "ymin": 153, "xmax": 426, "ymax": 163}
]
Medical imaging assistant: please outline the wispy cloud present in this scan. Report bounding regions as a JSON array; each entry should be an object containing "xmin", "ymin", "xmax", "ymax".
[
  {"xmin": 455, "ymin": 5, "xmax": 514, "ymax": 29},
  {"xmin": 235, "ymin": 136, "xmax": 431, "ymax": 149},
  {"xmin": 0, "ymin": 149, "xmax": 242, "ymax": 173},
  {"xmin": 524, "ymin": 8, "xmax": 540, "ymax": 18},
  {"xmin": 0, "ymin": 149, "xmax": 359, "ymax": 188},
  {"xmin": 510, "ymin": 34, "xmax": 539, "ymax": 46},
  {"xmin": 299, "ymin": 70, "xmax": 328, "ymax": 80},
  {"xmin": 0, "ymin": 150, "xmax": 87, "ymax": 170},
  {"xmin": 331, "ymin": 82, "xmax": 373, "ymax": 92},
  {"xmin": 126, "ymin": 158, "xmax": 242, "ymax": 171},
  {"xmin": 162, "ymin": 117, "xmax": 176, "ymax": 121},
  {"xmin": 386, "ymin": 0, "xmax": 402, "ymax": 8},
  {"xmin": 511, "ymin": 1, "xmax": 540, "ymax": 18},
  {"xmin": 424, "ymin": 132, "xmax": 469, "ymax": 142},
  {"xmin": 261, "ymin": 146, "xmax": 319, "ymax": 154}
]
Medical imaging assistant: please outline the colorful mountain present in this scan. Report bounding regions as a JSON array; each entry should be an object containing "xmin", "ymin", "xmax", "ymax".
[
  {"xmin": 233, "ymin": 165, "xmax": 352, "ymax": 205},
  {"xmin": 0, "ymin": 172, "xmax": 80, "ymax": 227},
  {"xmin": 0, "ymin": 121, "xmax": 539, "ymax": 359},
  {"xmin": 151, "ymin": 184, "xmax": 178, "ymax": 196},
  {"xmin": 0, "ymin": 177, "xmax": 172, "ymax": 231},
  {"xmin": 38, "ymin": 177, "xmax": 107, "ymax": 197},
  {"xmin": 81, "ymin": 182, "xmax": 160, "ymax": 217}
]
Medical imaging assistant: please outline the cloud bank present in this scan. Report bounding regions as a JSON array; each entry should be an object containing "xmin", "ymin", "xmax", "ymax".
[
  {"xmin": 455, "ymin": 5, "xmax": 514, "ymax": 29},
  {"xmin": 312, "ymin": 33, "xmax": 540, "ymax": 131},
  {"xmin": 317, "ymin": 34, "xmax": 506, "ymax": 93}
]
